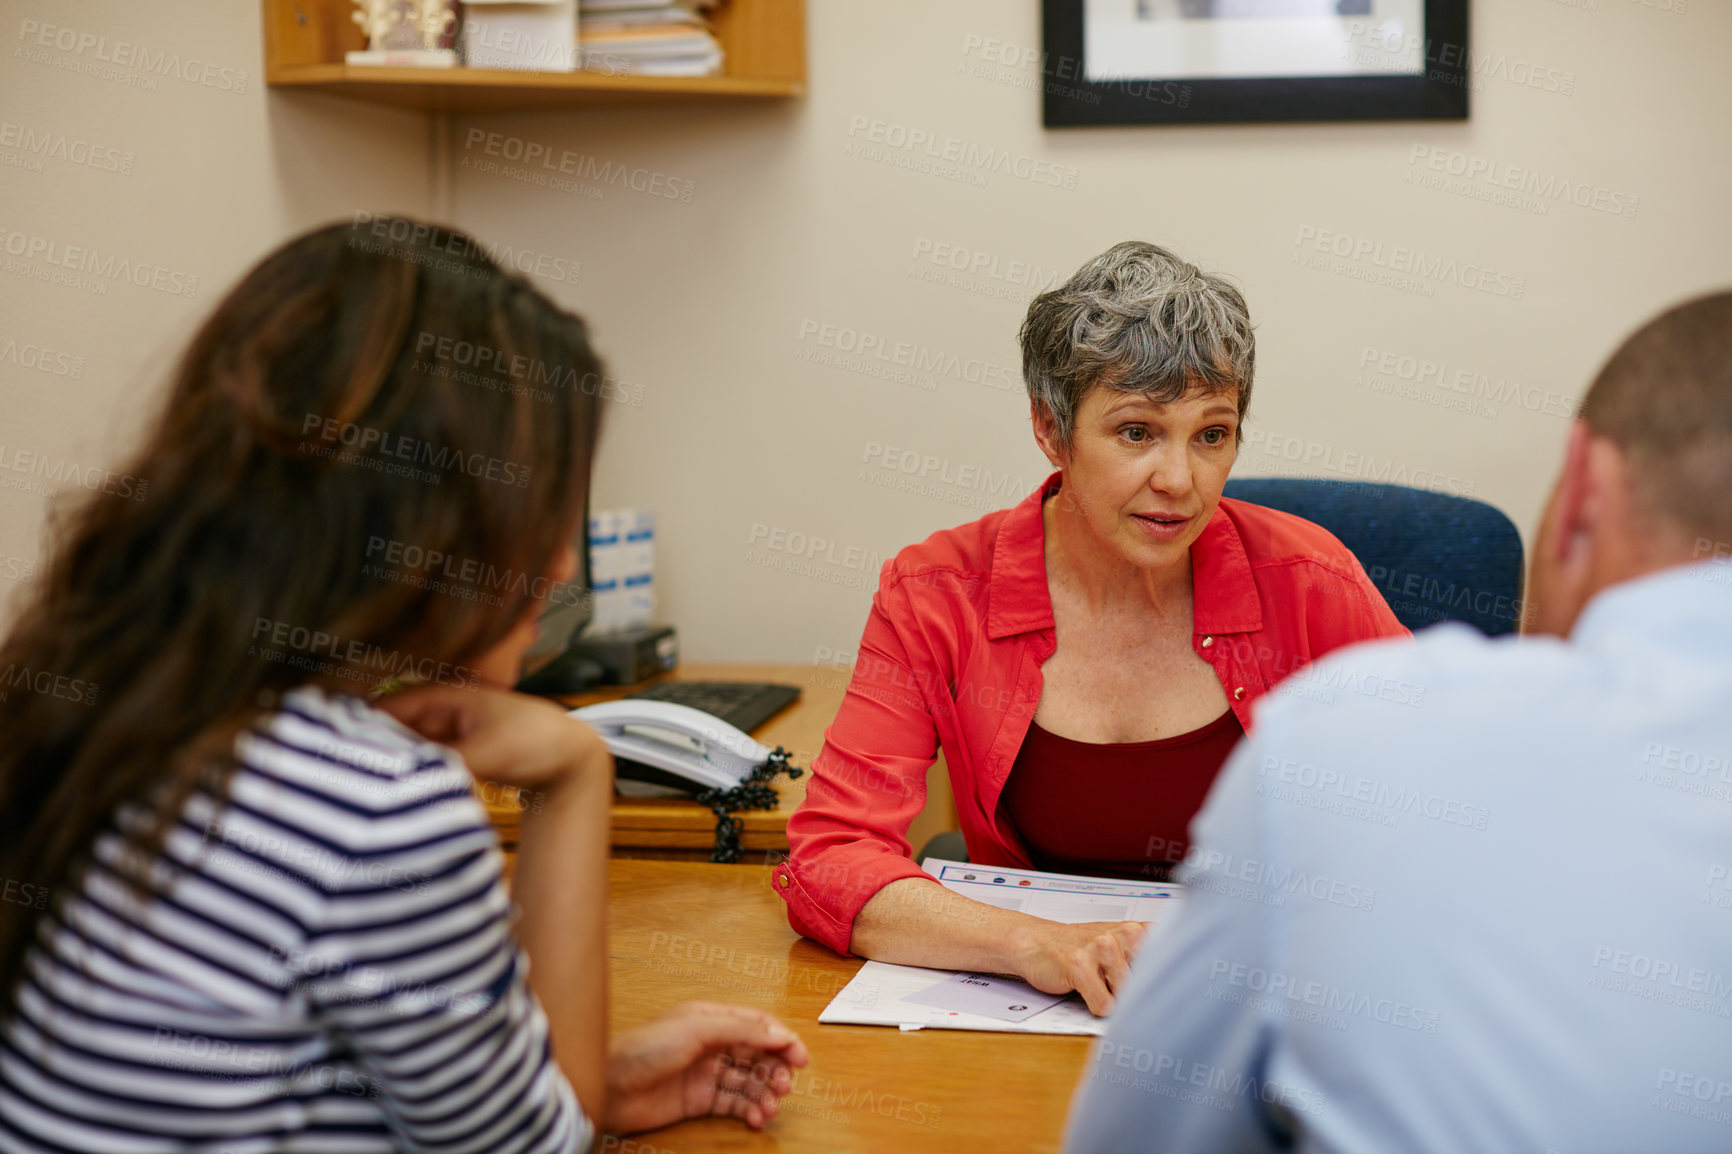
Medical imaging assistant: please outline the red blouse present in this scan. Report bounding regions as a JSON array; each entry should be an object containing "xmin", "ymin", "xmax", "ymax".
[
  {"xmin": 1000, "ymin": 711, "xmax": 1246, "ymax": 881},
  {"xmin": 775, "ymin": 472, "xmax": 1409, "ymax": 956}
]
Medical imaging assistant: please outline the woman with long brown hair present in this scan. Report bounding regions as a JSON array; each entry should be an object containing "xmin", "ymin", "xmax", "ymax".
[{"xmin": 0, "ymin": 217, "xmax": 805, "ymax": 1151}]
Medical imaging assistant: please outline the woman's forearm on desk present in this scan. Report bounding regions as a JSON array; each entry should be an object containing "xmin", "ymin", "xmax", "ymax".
[
  {"xmin": 851, "ymin": 878, "xmax": 1146, "ymax": 1016},
  {"xmin": 514, "ymin": 761, "xmax": 613, "ymax": 1123},
  {"xmin": 851, "ymin": 878, "xmax": 1034, "ymax": 973}
]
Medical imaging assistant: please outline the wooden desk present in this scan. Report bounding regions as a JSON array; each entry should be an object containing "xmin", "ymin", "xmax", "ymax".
[
  {"xmin": 608, "ymin": 860, "xmax": 1090, "ymax": 1152},
  {"xmin": 485, "ymin": 662, "xmax": 956, "ymax": 861}
]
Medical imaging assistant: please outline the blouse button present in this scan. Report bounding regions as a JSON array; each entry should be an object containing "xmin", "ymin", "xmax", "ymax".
[
  {"xmin": 1201, "ymin": 635, "xmax": 1215, "ymax": 648},
  {"xmin": 1233, "ymin": 686, "xmax": 1246, "ymax": 700},
  {"xmin": 777, "ymin": 874, "xmax": 790, "ymax": 888}
]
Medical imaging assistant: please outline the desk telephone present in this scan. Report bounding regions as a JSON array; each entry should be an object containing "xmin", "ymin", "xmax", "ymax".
[{"xmin": 571, "ymin": 699, "xmax": 774, "ymax": 793}]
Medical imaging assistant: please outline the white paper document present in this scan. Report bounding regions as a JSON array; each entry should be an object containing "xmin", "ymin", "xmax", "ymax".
[{"xmin": 817, "ymin": 858, "xmax": 1184, "ymax": 1035}]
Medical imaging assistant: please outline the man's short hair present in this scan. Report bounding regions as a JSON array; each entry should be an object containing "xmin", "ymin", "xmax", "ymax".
[{"xmin": 1580, "ymin": 291, "xmax": 1732, "ymax": 551}]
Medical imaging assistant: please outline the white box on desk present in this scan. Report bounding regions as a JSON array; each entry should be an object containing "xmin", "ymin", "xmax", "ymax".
[
  {"xmin": 618, "ymin": 510, "xmax": 655, "ymax": 629},
  {"xmin": 585, "ymin": 509, "xmax": 630, "ymax": 635}
]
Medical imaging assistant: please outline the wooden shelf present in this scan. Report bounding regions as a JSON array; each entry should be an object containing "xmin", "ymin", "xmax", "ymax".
[
  {"xmin": 264, "ymin": 62, "xmax": 802, "ymax": 113},
  {"xmin": 264, "ymin": 0, "xmax": 805, "ymax": 113}
]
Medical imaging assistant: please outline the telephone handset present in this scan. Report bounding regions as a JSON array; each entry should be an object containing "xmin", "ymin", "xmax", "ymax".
[{"xmin": 571, "ymin": 699, "xmax": 773, "ymax": 793}]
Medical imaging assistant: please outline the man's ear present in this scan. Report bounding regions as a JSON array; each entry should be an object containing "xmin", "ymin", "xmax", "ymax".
[
  {"xmin": 1543, "ymin": 420, "xmax": 1595, "ymax": 565},
  {"xmin": 1031, "ymin": 401, "xmax": 1065, "ymax": 469},
  {"xmin": 1527, "ymin": 420, "xmax": 1603, "ymax": 636}
]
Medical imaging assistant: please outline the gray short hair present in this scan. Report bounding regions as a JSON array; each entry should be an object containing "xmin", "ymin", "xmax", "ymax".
[{"xmin": 1019, "ymin": 241, "xmax": 1255, "ymax": 446}]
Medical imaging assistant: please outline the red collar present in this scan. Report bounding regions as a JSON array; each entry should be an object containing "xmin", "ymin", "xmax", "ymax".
[{"xmin": 986, "ymin": 472, "xmax": 1264, "ymax": 640}]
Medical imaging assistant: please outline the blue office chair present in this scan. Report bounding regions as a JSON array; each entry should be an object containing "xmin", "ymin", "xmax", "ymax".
[{"xmin": 1222, "ymin": 478, "xmax": 1526, "ymax": 637}]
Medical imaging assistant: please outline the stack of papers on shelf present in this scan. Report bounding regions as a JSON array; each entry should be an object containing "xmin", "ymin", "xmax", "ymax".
[
  {"xmin": 818, "ymin": 859, "xmax": 1185, "ymax": 1036},
  {"xmin": 463, "ymin": 0, "xmax": 580, "ymax": 72},
  {"xmin": 578, "ymin": 0, "xmax": 724, "ymax": 76}
]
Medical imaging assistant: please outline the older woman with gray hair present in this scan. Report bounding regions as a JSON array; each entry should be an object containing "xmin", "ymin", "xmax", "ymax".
[{"xmin": 775, "ymin": 242, "xmax": 1407, "ymax": 1015}]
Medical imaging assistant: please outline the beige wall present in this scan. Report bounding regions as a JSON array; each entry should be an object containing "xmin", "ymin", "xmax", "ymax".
[
  {"xmin": 0, "ymin": 0, "xmax": 431, "ymax": 626},
  {"xmin": 6, "ymin": 0, "xmax": 1728, "ymax": 664}
]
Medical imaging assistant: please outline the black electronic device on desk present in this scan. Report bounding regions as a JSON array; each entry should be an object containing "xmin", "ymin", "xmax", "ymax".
[
  {"xmin": 626, "ymin": 680, "xmax": 801, "ymax": 737},
  {"xmin": 518, "ymin": 623, "xmax": 678, "ymax": 696}
]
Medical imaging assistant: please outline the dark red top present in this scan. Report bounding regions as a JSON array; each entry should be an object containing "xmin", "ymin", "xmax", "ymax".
[{"xmin": 1000, "ymin": 711, "xmax": 1246, "ymax": 881}]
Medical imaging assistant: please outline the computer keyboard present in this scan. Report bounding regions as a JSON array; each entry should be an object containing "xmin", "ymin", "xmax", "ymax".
[{"xmin": 625, "ymin": 680, "xmax": 802, "ymax": 735}]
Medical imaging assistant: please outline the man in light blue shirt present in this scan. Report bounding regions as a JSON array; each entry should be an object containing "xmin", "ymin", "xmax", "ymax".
[{"xmin": 1066, "ymin": 292, "xmax": 1732, "ymax": 1154}]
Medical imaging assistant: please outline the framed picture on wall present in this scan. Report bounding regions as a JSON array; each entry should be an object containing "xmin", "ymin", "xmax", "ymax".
[{"xmin": 1042, "ymin": 0, "xmax": 1469, "ymax": 126}]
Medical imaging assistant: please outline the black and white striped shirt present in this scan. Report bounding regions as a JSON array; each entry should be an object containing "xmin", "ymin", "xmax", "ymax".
[{"xmin": 0, "ymin": 686, "xmax": 588, "ymax": 1153}]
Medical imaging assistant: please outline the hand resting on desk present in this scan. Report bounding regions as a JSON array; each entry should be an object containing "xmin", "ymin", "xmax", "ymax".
[
  {"xmin": 850, "ymin": 877, "xmax": 1148, "ymax": 1016},
  {"xmin": 1016, "ymin": 919, "xmax": 1149, "ymax": 1016},
  {"xmin": 605, "ymin": 1001, "xmax": 811, "ymax": 1133}
]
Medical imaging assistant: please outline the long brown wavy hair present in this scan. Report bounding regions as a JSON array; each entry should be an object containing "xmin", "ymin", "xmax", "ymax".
[{"xmin": 0, "ymin": 217, "xmax": 603, "ymax": 1020}]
